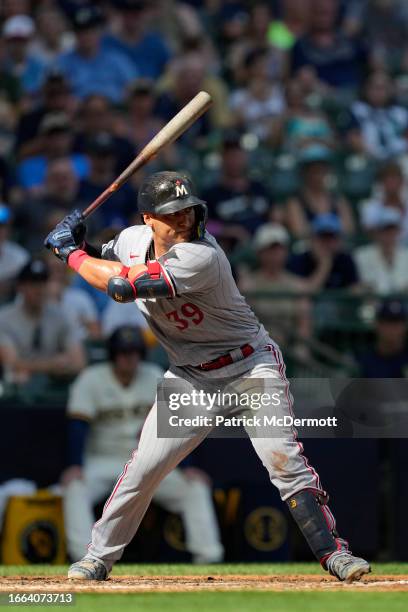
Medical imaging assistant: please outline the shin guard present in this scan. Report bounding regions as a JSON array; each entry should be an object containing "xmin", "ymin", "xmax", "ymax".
[{"xmin": 286, "ymin": 489, "xmax": 349, "ymax": 568}]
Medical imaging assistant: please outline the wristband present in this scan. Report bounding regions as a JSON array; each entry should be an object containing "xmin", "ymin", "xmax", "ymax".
[{"xmin": 68, "ymin": 249, "xmax": 89, "ymax": 272}]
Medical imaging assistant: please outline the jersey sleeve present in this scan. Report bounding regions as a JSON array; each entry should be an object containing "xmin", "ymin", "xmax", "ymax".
[
  {"xmin": 67, "ymin": 369, "xmax": 98, "ymax": 421},
  {"xmin": 101, "ymin": 234, "xmax": 121, "ymax": 262},
  {"xmin": 101, "ymin": 226, "xmax": 150, "ymax": 265},
  {"xmin": 161, "ymin": 242, "xmax": 220, "ymax": 294}
]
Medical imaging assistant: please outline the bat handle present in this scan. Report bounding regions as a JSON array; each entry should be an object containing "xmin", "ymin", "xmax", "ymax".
[{"xmin": 82, "ymin": 182, "xmax": 120, "ymax": 219}]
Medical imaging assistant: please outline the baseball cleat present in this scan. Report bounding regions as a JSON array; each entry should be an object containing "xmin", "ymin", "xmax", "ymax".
[
  {"xmin": 68, "ymin": 556, "xmax": 108, "ymax": 581},
  {"xmin": 326, "ymin": 552, "xmax": 371, "ymax": 583}
]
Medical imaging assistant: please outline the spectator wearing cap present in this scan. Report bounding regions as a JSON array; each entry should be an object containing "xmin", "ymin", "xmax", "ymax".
[
  {"xmin": 362, "ymin": 0, "xmax": 408, "ymax": 73},
  {"xmin": 288, "ymin": 213, "xmax": 359, "ymax": 291},
  {"xmin": 360, "ymin": 162, "xmax": 408, "ymax": 243},
  {"xmin": 73, "ymin": 94, "xmax": 135, "ymax": 174},
  {"xmin": 239, "ymin": 223, "xmax": 311, "ymax": 353},
  {"xmin": 357, "ymin": 300, "xmax": 408, "ymax": 378},
  {"xmin": 156, "ymin": 51, "xmax": 230, "ymax": 144},
  {"xmin": 229, "ymin": 47, "xmax": 286, "ymax": 142},
  {"xmin": 77, "ymin": 133, "xmax": 136, "ymax": 233},
  {"xmin": 286, "ymin": 144, "xmax": 355, "ymax": 239},
  {"xmin": 14, "ymin": 70, "xmax": 75, "ymax": 158},
  {"xmin": 0, "ymin": 203, "xmax": 29, "ymax": 300},
  {"xmin": 29, "ymin": 5, "xmax": 74, "ymax": 66},
  {"xmin": 212, "ymin": 2, "xmax": 250, "ymax": 66},
  {"xmin": 202, "ymin": 132, "xmax": 271, "ymax": 235},
  {"xmin": 122, "ymin": 79, "xmax": 178, "ymax": 169},
  {"xmin": 291, "ymin": 0, "xmax": 368, "ymax": 91},
  {"xmin": 275, "ymin": 78, "xmax": 335, "ymax": 154},
  {"xmin": 125, "ymin": 79, "xmax": 163, "ymax": 149},
  {"xmin": 57, "ymin": 6, "xmax": 138, "ymax": 103},
  {"xmin": 344, "ymin": 71, "xmax": 408, "ymax": 161},
  {"xmin": 16, "ymin": 112, "xmax": 89, "ymax": 191},
  {"xmin": 45, "ymin": 252, "xmax": 100, "ymax": 341},
  {"xmin": 2, "ymin": 15, "xmax": 47, "ymax": 95},
  {"xmin": 0, "ymin": 36, "xmax": 21, "ymax": 105},
  {"xmin": 103, "ymin": 0, "xmax": 171, "ymax": 80},
  {"xmin": 15, "ymin": 157, "xmax": 80, "ymax": 252},
  {"xmin": 354, "ymin": 207, "xmax": 408, "ymax": 296},
  {"xmin": 225, "ymin": 3, "xmax": 289, "ymax": 87},
  {"xmin": 0, "ymin": 259, "xmax": 86, "ymax": 385}
]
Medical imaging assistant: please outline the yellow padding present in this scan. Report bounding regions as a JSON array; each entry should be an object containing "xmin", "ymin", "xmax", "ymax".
[{"xmin": 1, "ymin": 492, "xmax": 66, "ymax": 564}]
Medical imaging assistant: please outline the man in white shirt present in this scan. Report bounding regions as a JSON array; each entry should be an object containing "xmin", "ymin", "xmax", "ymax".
[
  {"xmin": 354, "ymin": 207, "xmax": 408, "ymax": 295},
  {"xmin": 0, "ymin": 204, "xmax": 29, "ymax": 301},
  {"xmin": 0, "ymin": 259, "xmax": 85, "ymax": 384},
  {"xmin": 61, "ymin": 325, "xmax": 224, "ymax": 564}
]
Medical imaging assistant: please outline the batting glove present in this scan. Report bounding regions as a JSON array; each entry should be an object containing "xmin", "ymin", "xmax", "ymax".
[
  {"xmin": 44, "ymin": 225, "xmax": 80, "ymax": 263},
  {"xmin": 58, "ymin": 209, "xmax": 87, "ymax": 246}
]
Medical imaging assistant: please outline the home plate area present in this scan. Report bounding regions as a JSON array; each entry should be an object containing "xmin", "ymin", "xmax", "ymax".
[{"xmin": 1, "ymin": 574, "xmax": 408, "ymax": 593}]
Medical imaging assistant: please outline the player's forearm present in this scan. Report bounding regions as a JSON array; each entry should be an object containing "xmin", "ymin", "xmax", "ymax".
[
  {"xmin": 66, "ymin": 418, "xmax": 90, "ymax": 467},
  {"xmin": 68, "ymin": 251, "xmax": 127, "ymax": 292},
  {"xmin": 68, "ymin": 250, "xmax": 148, "ymax": 294}
]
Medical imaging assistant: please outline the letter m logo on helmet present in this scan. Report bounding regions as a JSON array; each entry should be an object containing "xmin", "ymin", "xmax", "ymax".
[{"xmin": 175, "ymin": 180, "xmax": 188, "ymax": 198}]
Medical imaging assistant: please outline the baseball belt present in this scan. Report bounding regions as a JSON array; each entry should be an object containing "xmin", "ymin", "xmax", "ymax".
[{"xmin": 197, "ymin": 344, "xmax": 254, "ymax": 371}]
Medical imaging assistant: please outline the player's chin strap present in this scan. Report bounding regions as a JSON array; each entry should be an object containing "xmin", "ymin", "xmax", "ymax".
[
  {"xmin": 286, "ymin": 489, "xmax": 350, "ymax": 568},
  {"xmin": 107, "ymin": 261, "xmax": 176, "ymax": 303}
]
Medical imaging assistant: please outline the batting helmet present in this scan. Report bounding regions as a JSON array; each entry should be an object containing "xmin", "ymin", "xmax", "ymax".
[
  {"xmin": 137, "ymin": 171, "xmax": 208, "ymax": 238},
  {"xmin": 107, "ymin": 325, "xmax": 147, "ymax": 361}
]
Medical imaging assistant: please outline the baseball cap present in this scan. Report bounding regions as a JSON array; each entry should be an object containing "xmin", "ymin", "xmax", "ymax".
[
  {"xmin": 2, "ymin": 15, "xmax": 35, "ymax": 39},
  {"xmin": 128, "ymin": 78, "xmax": 155, "ymax": 96},
  {"xmin": 298, "ymin": 144, "xmax": 333, "ymax": 166},
  {"xmin": 108, "ymin": 325, "xmax": 146, "ymax": 358},
  {"xmin": 219, "ymin": 2, "xmax": 249, "ymax": 24},
  {"xmin": 253, "ymin": 224, "xmax": 289, "ymax": 250},
  {"xmin": 86, "ymin": 132, "xmax": 115, "ymax": 156},
  {"xmin": 376, "ymin": 299, "xmax": 407, "ymax": 322},
  {"xmin": 72, "ymin": 6, "xmax": 105, "ymax": 30},
  {"xmin": 18, "ymin": 259, "xmax": 49, "ymax": 283},
  {"xmin": 44, "ymin": 68, "xmax": 68, "ymax": 87},
  {"xmin": 0, "ymin": 204, "xmax": 11, "ymax": 225},
  {"xmin": 39, "ymin": 112, "xmax": 70, "ymax": 135},
  {"xmin": 114, "ymin": 0, "xmax": 147, "ymax": 11},
  {"xmin": 221, "ymin": 130, "xmax": 244, "ymax": 151},
  {"xmin": 312, "ymin": 213, "xmax": 342, "ymax": 235}
]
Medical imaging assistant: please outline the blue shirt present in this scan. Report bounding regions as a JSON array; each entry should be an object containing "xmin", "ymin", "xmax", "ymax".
[
  {"xmin": 7, "ymin": 56, "xmax": 46, "ymax": 94},
  {"xmin": 291, "ymin": 34, "xmax": 367, "ymax": 89},
  {"xmin": 17, "ymin": 154, "xmax": 89, "ymax": 189},
  {"xmin": 57, "ymin": 47, "xmax": 138, "ymax": 103},
  {"xmin": 358, "ymin": 349, "xmax": 408, "ymax": 378},
  {"xmin": 102, "ymin": 32, "xmax": 171, "ymax": 79}
]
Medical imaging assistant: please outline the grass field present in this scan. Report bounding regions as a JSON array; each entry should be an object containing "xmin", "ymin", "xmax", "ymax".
[{"xmin": 1, "ymin": 563, "xmax": 408, "ymax": 611}]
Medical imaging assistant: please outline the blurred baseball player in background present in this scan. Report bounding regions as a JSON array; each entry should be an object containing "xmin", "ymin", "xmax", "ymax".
[
  {"xmin": 45, "ymin": 171, "xmax": 370, "ymax": 582},
  {"xmin": 61, "ymin": 324, "xmax": 223, "ymax": 563}
]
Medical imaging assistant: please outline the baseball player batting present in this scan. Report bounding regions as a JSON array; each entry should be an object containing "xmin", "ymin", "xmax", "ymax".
[{"xmin": 45, "ymin": 171, "xmax": 370, "ymax": 582}]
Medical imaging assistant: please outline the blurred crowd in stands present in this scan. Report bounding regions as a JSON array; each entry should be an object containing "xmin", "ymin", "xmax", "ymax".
[{"xmin": 0, "ymin": 0, "xmax": 408, "ymax": 388}]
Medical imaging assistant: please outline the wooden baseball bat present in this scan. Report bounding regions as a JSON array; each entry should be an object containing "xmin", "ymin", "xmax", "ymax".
[{"xmin": 81, "ymin": 90, "xmax": 212, "ymax": 219}]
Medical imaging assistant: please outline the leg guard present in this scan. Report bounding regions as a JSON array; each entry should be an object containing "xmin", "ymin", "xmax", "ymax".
[{"xmin": 286, "ymin": 489, "xmax": 349, "ymax": 568}]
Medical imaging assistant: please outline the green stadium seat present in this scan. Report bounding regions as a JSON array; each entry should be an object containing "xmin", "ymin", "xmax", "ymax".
[
  {"xmin": 265, "ymin": 154, "xmax": 300, "ymax": 200},
  {"xmin": 339, "ymin": 155, "xmax": 377, "ymax": 203}
]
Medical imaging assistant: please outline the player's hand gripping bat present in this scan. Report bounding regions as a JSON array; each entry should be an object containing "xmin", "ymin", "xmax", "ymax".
[{"xmin": 44, "ymin": 91, "xmax": 212, "ymax": 265}]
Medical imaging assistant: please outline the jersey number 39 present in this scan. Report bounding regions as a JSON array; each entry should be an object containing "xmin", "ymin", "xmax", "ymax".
[{"xmin": 165, "ymin": 303, "xmax": 204, "ymax": 331}]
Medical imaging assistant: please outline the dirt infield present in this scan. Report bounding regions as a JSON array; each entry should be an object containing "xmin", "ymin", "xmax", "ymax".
[{"xmin": 1, "ymin": 575, "xmax": 408, "ymax": 592}]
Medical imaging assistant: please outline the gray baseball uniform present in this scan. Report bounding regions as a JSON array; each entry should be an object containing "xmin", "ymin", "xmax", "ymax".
[
  {"xmin": 102, "ymin": 226, "xmax": 269, "ymax": 365},
  {"xmin": 87, "ymin": 225, "xmax": 328, "ymax": 570}
]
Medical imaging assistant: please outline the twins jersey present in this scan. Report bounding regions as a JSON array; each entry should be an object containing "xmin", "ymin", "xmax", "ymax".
[
  {"xmin": 102, "ymin": 226, "xmax": 269, "ymax": 366},
  {"xmin": 67, "ymin": 361, "xmax": 164, "ymax": 459}
]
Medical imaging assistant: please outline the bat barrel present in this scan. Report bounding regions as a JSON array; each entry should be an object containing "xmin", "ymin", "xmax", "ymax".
[{"xmin": 81, "ymin": 91, "xmax": 212, "ymax": 220}]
